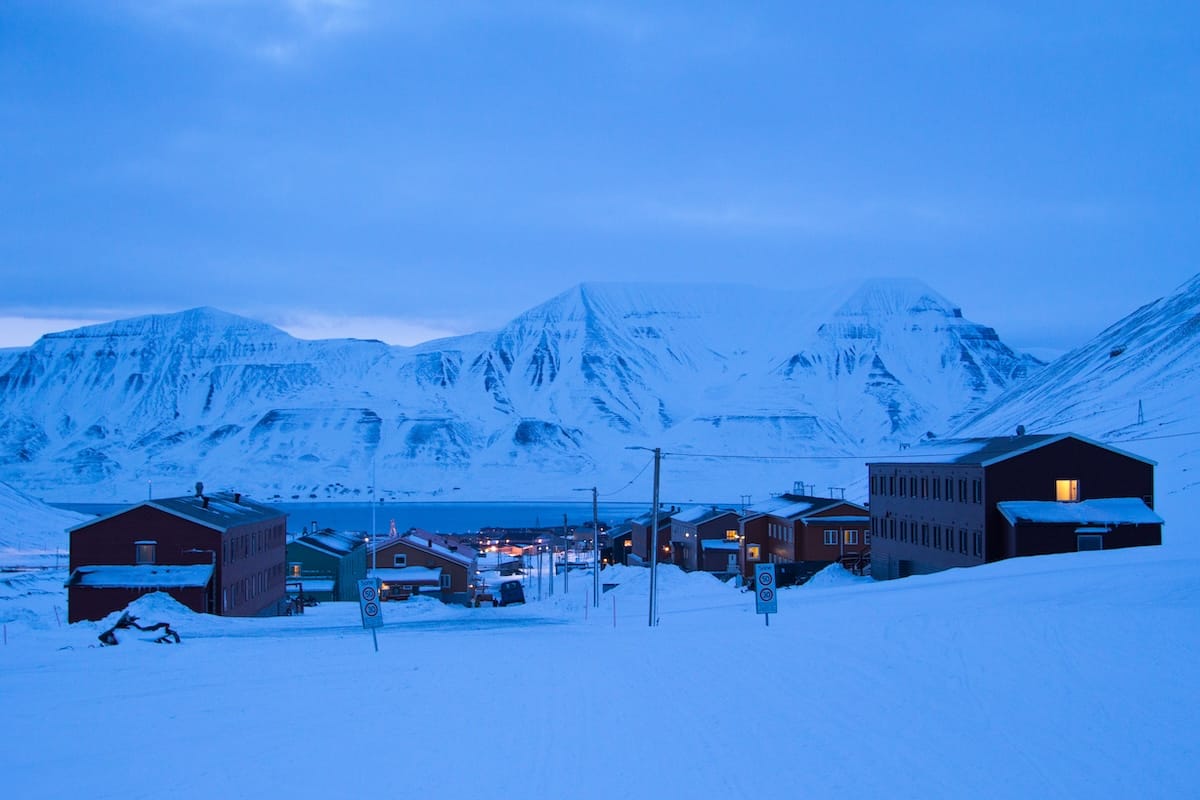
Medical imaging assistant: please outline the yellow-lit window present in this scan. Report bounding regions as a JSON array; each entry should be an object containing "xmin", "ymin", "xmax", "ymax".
[
  {"xmin": 746, "ymin": 544, "xmax": 761, "ymax": 561},
  {"xmin": 1056, "ymin": 479, "xmax": 1080, "ymax": 502},
  {"xmin": 725, "ymin": 529, "xmax": 739, "ymax": 541}
]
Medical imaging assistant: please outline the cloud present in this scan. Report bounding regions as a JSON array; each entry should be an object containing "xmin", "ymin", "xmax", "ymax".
[
  {"xmin": 265, "ymin": 312, "xmax": 467, "ymax": 346},
  {"xmin": 122, "ymin": 0, "xmax": 369, "ymax": 64},
  {"xmin": 0, "ymin": 316, "xmax": 113, "ymax": 348}
]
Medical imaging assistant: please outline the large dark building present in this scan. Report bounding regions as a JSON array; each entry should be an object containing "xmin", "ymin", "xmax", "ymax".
[
  {"xmin": 867, "ymin": 433, "xmax": 1162, "ymax": 580},
  {"xmin": 67, "ymin": 492, "xmax": 288, "ymax": 622}
]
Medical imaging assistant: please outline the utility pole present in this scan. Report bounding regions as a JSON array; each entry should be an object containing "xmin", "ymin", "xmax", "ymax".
[
  {"xmin": 563, "ymin": 513, "xmax": 569, "ymax": 594},
  {"xmin": 370, "ymin": 455, "xmax": 377, "ymax": 577},
  {"xmin": 591, "ymin": 486, "xmax": 599, "ymax": 608},
  {"xmin": 649, "ymin": 447, "xmax": 661, "ymax": 626}
]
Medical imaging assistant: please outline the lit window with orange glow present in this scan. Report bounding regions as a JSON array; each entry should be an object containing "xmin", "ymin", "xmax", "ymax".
[
  {"xmin": 1056, "ymin": 479, "xmax": 1080, "ymax": 502},
  {"xmin": 746, "ymin": 544, "xmax": 761, "ymax": 561},
  {"xmin": 725, "ymin": 529, "xmax": 739, "ymax": 541}
]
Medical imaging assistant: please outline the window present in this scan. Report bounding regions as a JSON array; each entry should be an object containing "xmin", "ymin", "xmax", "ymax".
[
  {"xmin": 135, "ymin": 541, "xmax": 156, "ymax": 564},
  {"xmin": 843, "ymin": 530, "xmax": 858, "ymax": 545},
  {"xmin": 973, "ymin": 531, "xmax": 984, "ymax": 558},
  {"xmin": 725, "ymin": 529, "xmax": 739, "ymax": 541},
  {"xmin": 933, "ymin": 479, "xmax": 941, "ymax": 500},
  {"xmin": 1056, "ymin": 479, "xmax": 1080, "ymax": 502},
  {"xmin": 440, "ymin": 574, "xmax": 452, "ymax": 589},
  {"xmin": 920, "ymin": 477, "xmax": 928, "ymax": 498},
  {"xmin": 1077, "ymin": 534, "xmax": 1103, "ymax": 551},
  {"xmin": 958, "ymin": 479, "xmax": 967, "ymax": 502},
  {"xmin": 920, "ymin": 524, "xmax": 929, "ymax": 547},
  {"xmin": 289, "ymin": 563, "xmax": 301, "ymax": 578},
  {"xmin": 824, "ymin": 530, "xmax": 838, "ymax": 545},
  {"xmin": 864, "ymin": 526, "xmax": 872, "ymax": 546},
  {"xmin": 945, "ymin": 478, "xmax": 953, "ymax": 500},
  {"xmin": 933, "ymin": 526, "xmax": 941, "ymax": 548},
  {"xmin": 958, "ymin": 529, "xmax": 968, "ymax": 555},
  {"xmin": 889, "ymin": 518, "xmax": 896, "ymax": 540},
  {"xmin": 900, "ymin": 521, "xmax": 908, "ymax": 542},
  {"xmin": 746, "ymin": 544, "xmax": 761, "ymax": 561},
  {"xmin": 889, "ymin": 476, "xmax": 896, "ymax": 495},
  {"xmin": 393, "ymin": 554, "xmax": 407, "ymax": 568},
  {"xmin": 899, "ymin": 478, "xmax": 906, "ymax": 497},
  {"xmin": 972, "ymin": 479, "xmax": 982, "ymax": 504}
]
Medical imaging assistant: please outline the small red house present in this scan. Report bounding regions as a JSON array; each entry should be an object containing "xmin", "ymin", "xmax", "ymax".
[
  {"xmin": 739, "ymin": 494, "xmax": 871, "ymax": 582},
  {"xmin": 370, "ymin": 531, "xmax": 477, "ymax": 605},
  {"xmin": 67, "ymin": 492, "xmax": 288, "ymax": 623}
]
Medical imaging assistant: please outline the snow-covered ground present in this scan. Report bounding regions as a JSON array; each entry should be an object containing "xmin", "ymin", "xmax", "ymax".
[{"xmin": 2, "ymin": 526, "xmax": 1196, "ymax": 799}]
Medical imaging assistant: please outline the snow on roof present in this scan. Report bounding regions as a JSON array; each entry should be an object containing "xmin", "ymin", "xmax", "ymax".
[
  {"xmin": 67, "ymin": 564, "xmax": 214, "ymax": 589},
  {"xmin": 295, "ymin": 529, "xmax": 367, "ymax": 556},
  {"xmin": 997, "ymin": 498, "xmax": 1164, "ymax": 527},
  {"xmin": 285, "ymin": 578, "xmax": 335, "ymax": 593},
  {"xmin": 372, "ymin": 566, "xmax": 442, "ymax": 584},
  {"xmin": 672, "ymin": 505, "xmax": 738, "ymax": 525},
  {"xmin": 700, "ymin": 540, "xmax": 740, "ymax": 551},
  {"xmin": 69, "ymin": 492, "xmax": 285, "ymax": 534},
  {"xmin": 868, "ymin": 433, "xmax": 1156, "ymax": 468}
]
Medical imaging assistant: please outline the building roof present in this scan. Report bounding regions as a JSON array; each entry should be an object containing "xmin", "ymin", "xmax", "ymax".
[
  {"xmin": 867, "ymin": 433, "xmax": 1156, "ymax": 468},
  {"xmin": 66, "ymin": 564, "xmax": 214, "ymax": 589},
  {"xmin": 372, "ymin": 533, "xmax": 474, "ymax": 569},
  {"xmin": 372, "ymin": 566, "xmax": 442, "ymax": 584},
  {"xmin": 285, "ymin": 578, "xmax": 335, "ymax": 593},
  {"xmin": 997, "ymin": 498, "xmax": 1164, "ymax": 527},
  {"xmin": 672, "ymin": 505, "xmax": 739, "ymax": 525},
  {"xmin": 69, "ymin": 492, "xmax": 285, "ymax": 534},
  {"xmin": 743, "ymin": 494, "xmax": 867, "ymax": 523},
  {"xmin": 292, "ymin": 528, "xmax": 367, "ymax": 557}
]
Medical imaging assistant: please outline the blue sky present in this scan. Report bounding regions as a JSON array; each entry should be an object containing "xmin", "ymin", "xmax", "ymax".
[{"xmin": 1, "ymin": 1, "xmax": 1196, "ymax": 354}]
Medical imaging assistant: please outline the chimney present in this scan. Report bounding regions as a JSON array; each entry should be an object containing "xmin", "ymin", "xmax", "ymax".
[
  {"xmin": 202, "ymin": 496, "xmax": 210, "ymax": 509},
  {"xmin": 234, "ymin": 492, "xmax": 241, "ymax": 504}
]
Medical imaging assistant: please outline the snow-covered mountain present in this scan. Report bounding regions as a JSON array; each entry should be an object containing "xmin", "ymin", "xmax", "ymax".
[
  {"xmin": 952, "ymin": 272, "xmax": 1200, "ymax": 502},
  {"xmin": 0, "ymin": 280, "xmax": 1041, "ymax": 503},
  {"xmin": 0, "ymin": 481, "xmax": 87, "ymax": 555}
]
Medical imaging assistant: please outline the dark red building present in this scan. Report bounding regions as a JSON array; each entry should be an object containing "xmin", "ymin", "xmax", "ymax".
[
  {"xmin": 67, "ymin": 492, "xmax": 288, "ymax": 622},
  {"xmin": 867, "ymin": 433, "xmax": 1162, "ymax": 580},
  {"xmin": 739, "ymin": 494, "xmax": 871, "ymax": 582}
]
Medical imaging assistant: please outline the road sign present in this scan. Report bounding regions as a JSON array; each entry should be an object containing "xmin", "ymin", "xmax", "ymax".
[
  {"xmin": 754, "ymin": 563, "xmax": 778, "ymax": 615},
  {"xmin": 357, "ymin": 578, "xmax": 384, "ymax": 630}
]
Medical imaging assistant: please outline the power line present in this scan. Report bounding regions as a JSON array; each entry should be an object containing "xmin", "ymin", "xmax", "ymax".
[{"xmin": 599, "ymin": 454, "xmax": 656, "ymax": 498}]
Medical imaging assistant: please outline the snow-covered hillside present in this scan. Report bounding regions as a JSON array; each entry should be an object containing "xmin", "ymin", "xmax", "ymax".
[
  {"xmin": 0, "ymin": 482, "xmax": 87, "ymax": 560},
  {"xmin": 954, "ymin": 272, "xmax": 1200, "ymax": 509},
  {"xmin": 0, "ymin": 542, "xmax": 1195, "ymax": 798},
  {"xmin": 0, "ymin": 280, "xmax": 1039, "ymax": 503}
]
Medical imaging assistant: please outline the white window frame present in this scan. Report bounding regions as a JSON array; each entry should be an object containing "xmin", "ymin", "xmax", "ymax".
[
  {"xmin": 393, "ymin": 553, "xmax": 407, "ymax": 568},
  {"xmin": 824, "ymin": 530, "xmax": 838, "ymax": 546},
  {"xmin": 135, "ymin": 540, "xmax": 156, "ymax": 564}
]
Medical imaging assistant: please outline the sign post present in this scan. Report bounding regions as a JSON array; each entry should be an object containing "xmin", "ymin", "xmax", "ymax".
[
  {"xmin": 357, "ymin": 577, "xmax": 383, "ymax": 651},
  {"xmin": 754, "ymin": 563, "xmax": 777, "ymax": 627}
]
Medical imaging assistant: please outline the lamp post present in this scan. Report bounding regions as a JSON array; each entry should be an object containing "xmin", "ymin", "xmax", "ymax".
[
  {"xmin": 573, "ymin": 486, "xmax": 601, "ymax": 607},
  {"xmin": 625, "ymin": 446, "xmax": 662, "ymax": 627},
  {"xmin": 370, "ymin": 455, "xmax": 377, "ymax": 577}
]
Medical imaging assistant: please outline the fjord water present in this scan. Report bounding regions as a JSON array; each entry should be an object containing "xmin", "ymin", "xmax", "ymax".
[{"xmin": 57, "ymin": 500, "xmax": 651, "ymax": 534}]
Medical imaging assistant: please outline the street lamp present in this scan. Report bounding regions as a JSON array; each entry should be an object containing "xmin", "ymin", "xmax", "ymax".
[
  {"xmin": 573, "ymin": 486, "xmax": 601, "ymax": 608},
  {"xmin": 625, "ymin": 446, "xmax": 662, "ymax": 627}
]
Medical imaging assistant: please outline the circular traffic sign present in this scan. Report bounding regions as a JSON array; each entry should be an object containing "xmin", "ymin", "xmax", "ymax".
[
  {"xmin": 364, "ymin": 601, "xmax": 379, "ymax": 617},
  {"xmin": 758, "ymin": 571, "xmax": 774, "ymax": 587},
  {"xmin": 758, "ymin": 587, "xmax": 774, "ymax": 603},
  {"xmin": 362, "ymin": 586, "xmax": 377, "ymax": 601}
]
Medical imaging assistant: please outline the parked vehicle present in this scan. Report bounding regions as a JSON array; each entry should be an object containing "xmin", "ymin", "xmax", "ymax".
[{"xmin": 499, "ymin": 580, "xmax": 526, "ymax": 607}]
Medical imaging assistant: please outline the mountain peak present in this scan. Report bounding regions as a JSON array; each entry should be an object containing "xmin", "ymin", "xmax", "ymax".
[
  {"xmin": 834, "ymin": 277, "xmax": 959, "ymax": 318},
  {"xmin": 43, "ymin": 307, "xmax": 291, "ymax": 343}
]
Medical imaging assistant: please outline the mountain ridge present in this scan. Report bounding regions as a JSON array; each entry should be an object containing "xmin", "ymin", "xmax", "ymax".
[{"xmin": 0, "ymin": 278, "xmax": 1046, "ymax": 503}]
